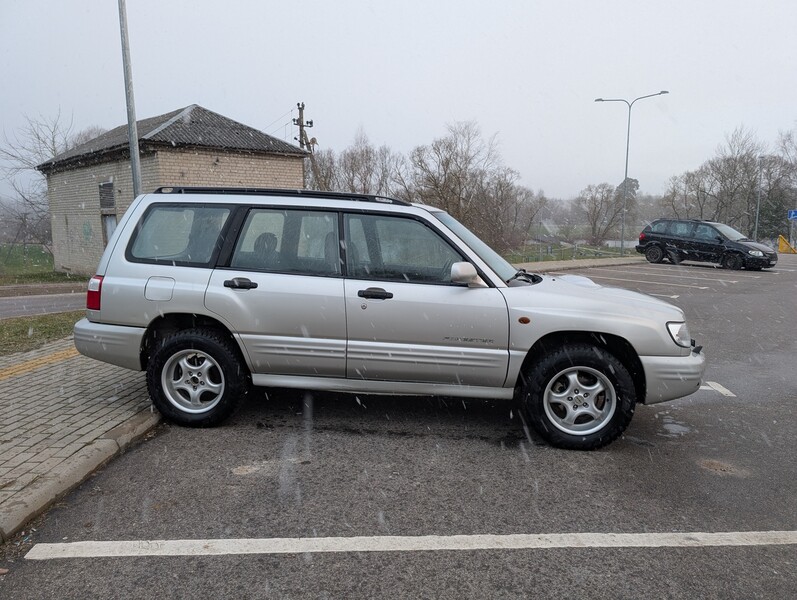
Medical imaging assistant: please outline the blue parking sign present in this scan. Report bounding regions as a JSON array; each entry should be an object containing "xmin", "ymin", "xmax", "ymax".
[{"xmin": 789, "ymin": 210, "xmax": 797, "ymax": 220}]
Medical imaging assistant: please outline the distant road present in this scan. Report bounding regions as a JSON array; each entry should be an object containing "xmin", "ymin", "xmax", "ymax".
[{"xmin": 0, "ymin": 292, "xmax": 84, "ymax": 319}]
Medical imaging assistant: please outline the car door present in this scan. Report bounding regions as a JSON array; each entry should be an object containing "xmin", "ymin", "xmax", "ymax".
[
  {"xmin": 343, "ymin": 212, "xmax": 510, "ymax": 387},
  {"xmin": 692, "ymin": 223, "xmax": 724, "ymax": 262},
  {"xmin": 668, "ymin": 220, "xmax": 696, "ymax": 259},
  {"xmin": 205, "ymin": 207, "xmax": 346, "ymax": 377}
]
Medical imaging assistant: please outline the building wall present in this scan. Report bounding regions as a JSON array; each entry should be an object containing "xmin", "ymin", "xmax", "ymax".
[
  {"xmin": 46, "ymin": 148, "xmax": 305, "ymax": 275},
  {"xmin": 156, "ymin": 148, "xmax": 304, "ymax": 190},
  {"xmin": 47, "ymin": 154, "xmax": 159, "ymax": 275}
]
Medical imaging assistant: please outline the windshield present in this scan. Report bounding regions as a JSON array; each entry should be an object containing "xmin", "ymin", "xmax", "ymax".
[
  {"xmin": 432, "ymin": 211, "xmax": 518, "ymax": 282},
  {"xmin": 712, "ymin": 223, "xmax": 748, "ymax": 241}
]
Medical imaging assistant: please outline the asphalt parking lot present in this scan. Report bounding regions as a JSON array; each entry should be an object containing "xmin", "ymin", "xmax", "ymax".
[{"xmin": 2, "ymin": 254, "xmax": 796, "ymax": 598}]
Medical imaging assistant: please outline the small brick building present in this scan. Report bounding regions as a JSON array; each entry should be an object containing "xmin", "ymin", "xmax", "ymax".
[{"xmin": 37, "ymin": 104, "xmax": 308, "ymax": 275}]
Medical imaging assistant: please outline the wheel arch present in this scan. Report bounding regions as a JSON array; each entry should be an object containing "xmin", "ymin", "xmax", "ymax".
[
  {"xmin": 516, "ymin": 331, "xmax": 646, "ymax": 403},
  {"xmin": 141, "ymin": 313, "xmax": 247, "ymax": 371}
]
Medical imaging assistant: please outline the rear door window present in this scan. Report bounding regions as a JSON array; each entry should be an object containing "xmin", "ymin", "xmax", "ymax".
[
  {"xmin": 230, "ymin": 208, "xmax": 340, "ymax": 276},
  {"xmin": 670, "ymin": 221, "xmax": 694, "ymax": 237}
]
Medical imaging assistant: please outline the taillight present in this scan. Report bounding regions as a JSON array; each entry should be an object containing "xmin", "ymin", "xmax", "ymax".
[
  {"xmin": 639, "ymin": 232, "xmax": 646, "ymax": 242},
  {"xmin": 87, "ymin": 275, "xmax": 103, "ymax": 310}
]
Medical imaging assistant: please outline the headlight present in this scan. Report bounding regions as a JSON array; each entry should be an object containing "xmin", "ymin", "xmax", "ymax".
[
  {"xmin": 667, "ymin": 321, "xmax": 692, "ymax": 348},
  {"xmin": 747, "ymin": 250, "xmax": 764, "ymax": 257}
]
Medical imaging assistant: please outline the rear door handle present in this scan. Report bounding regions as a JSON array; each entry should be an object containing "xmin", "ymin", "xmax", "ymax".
[
  {"xmin": 224, "ymin": 277, "xmax": 258, "ymax": 290},
  {"xmin": 357, "ymin": 287, "xmax": 393, "ymax": 300}
]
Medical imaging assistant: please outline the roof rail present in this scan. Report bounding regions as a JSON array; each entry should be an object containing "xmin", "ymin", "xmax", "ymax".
[{"xmin": 153, "ymin": 186, "xmax": 410, "ymax": 206}]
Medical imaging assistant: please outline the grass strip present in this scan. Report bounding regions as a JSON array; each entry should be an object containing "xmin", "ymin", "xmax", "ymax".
[{"xmin": 0, "ymin": 310, "xmax": 84, "ymax": 356}]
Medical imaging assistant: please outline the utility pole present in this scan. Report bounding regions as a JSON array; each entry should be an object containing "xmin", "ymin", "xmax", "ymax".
[
  {"xmin": 293, "ymin": 102, "xmax": 314, "ymax": 153},
  {"xmin": 118, "ymin": 0, "xmax": 142, "ymax": 198}
]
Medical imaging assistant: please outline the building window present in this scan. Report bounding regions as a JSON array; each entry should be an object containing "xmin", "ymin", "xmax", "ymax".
[
  {"xmin": 99, "ymin": 181, "xmax": 117, "ymax": 245},
  {"xmin": 99, "ymin": 182, "xmax": 115, "ymax": 209}
]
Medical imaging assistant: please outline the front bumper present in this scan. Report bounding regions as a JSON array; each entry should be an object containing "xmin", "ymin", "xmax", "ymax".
[
  {"xmin": 73, "ymin": 318, "xmax": 146, "ymax": 371},
  {"xmin": 640, "ymin": 347, "xmax": 706, "ymax": 405},
  {"xmin": 745, "ymin": 254, "xmax": 778, "ymax": 268}
]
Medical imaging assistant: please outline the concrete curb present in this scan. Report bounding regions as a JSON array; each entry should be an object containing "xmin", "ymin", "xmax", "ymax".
[{"xmin": 0, "ymin": 409, "xmax": 161, "ymax": 543}]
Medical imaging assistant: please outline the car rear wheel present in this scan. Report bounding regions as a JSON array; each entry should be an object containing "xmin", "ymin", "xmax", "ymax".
[
  {"xmin": 721, "ymin": 253, "xmax": 743, "ymax": 270},
  {"xmin": 147, "ymin": 328, "xmax": 249, "ymax": 427},
  {"xmin": 519, "ymin": 344, "xmax": 637, "ymax": 450},
  {"xmin": 644, "ymin": 245, "xmax": 665, "ymax": 263}
]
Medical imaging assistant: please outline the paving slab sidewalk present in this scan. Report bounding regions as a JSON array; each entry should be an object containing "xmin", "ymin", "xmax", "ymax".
[{"xmin": 0, "ymin": 337, "xmax": 160, "ymax": 542}]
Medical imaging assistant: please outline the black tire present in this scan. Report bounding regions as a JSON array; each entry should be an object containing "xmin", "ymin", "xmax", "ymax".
[
  {"xmin": 519, "ymin": 344, "xmax": 637, "ymax": 450},
  {"xmin": 721, "ymin": 253, "xmax": 743, "ymax": 270},
  {"xmin": 644, "ymin": 245, "xmax": 665, "ymax": 264},
  {"xmin": 146, "ymin": 328, "xmax": 249, "ymax": 427}
]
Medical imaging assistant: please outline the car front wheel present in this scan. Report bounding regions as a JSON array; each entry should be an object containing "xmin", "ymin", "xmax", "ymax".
[
  {"xmin": 644, "ymin": 245, "xmax": 665, "ymax": 263},
  {"xmin": 519, "ymin": 344, "xmax": 637, "ymax": 450},
  {"xmin": 146, "ymin": 328, "xmax": 249, "ymax": 427},
  {"xmin": 721, "ymin": 253, "xmax": 743, "ymax": 270}
]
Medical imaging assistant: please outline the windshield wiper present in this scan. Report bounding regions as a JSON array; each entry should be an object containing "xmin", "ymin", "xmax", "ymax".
[{"xmin": 507, "ymin": 268, "xmax": 540, "ymax": 284}]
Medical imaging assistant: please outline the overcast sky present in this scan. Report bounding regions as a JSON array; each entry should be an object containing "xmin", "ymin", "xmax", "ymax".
[{"xmin": 2, "ymin": 0, "xmax": 796, "ymax": 200}]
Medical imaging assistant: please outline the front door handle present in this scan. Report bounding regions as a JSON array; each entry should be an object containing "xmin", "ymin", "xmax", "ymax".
[
  {"xmin": 224, "ymin": 277, "xmax": 258, "ymax": 290},
  {"xmin": 357, "ymin": 287, "xmax": 393, "ymax": 300}
]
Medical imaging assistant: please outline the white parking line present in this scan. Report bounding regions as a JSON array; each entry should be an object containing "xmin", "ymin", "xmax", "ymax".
[
  {"xmin": 701, "ymin": 381, "xmax": 737, "ymax": 397},
  {"xmin": 25, "ymin": 530, "xmax": 797, "ymax": 559}
]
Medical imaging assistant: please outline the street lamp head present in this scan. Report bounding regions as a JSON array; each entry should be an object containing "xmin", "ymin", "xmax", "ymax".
[
  {"xmin": 659, "ymin": 90, "xmax": 669, "ymax": 95},
  {"xmin": 594, "ymin": 98, "xmax": 604, "ymax": 102}
]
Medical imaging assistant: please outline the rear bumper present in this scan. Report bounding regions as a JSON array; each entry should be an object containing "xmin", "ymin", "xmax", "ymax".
[
  {"xmin": 73, "ymin": 318, "xmax": 145, "ymax": 371},
  {"xmin": 640, "ymin": 349, "xmax": 706, "ymax": 405}
]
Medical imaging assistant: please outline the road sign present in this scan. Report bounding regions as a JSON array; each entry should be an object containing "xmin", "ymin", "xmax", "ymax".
[{"xmin": 789, "ymin": 210, "xmax": 797, "ymax": 220}]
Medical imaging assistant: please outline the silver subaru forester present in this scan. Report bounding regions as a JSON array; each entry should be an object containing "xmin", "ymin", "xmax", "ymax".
[{"xmin": 74, "ymin": 187, "xmax": 705, "ymax": 450}]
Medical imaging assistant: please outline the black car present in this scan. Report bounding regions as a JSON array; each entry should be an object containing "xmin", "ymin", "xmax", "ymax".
[{"xmin": 636, "ymin": 219, "xmax": 778, "ymax": 270}]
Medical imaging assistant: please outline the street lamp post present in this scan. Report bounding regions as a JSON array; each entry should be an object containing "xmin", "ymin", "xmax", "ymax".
[
  {"xmin": 595, "ymin": 90, "xmax": 669, "ymax": 255},
  {"xmin": 753, "ymin": 155, "xmax": 763, "ymax": 241}
]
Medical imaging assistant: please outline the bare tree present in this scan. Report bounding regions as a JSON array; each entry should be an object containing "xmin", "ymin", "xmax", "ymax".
[
  {"xmin": 396, "ymin": 122, "xmax": 500, "ymax": 223},
  {"xmin": 395, "ymin": 122, "xmax": 546, "ymax": 250},
  {"xmin": 657, "ymin": 126, "xmax": 797, "ymax": 238},
  {"xmin": 574, "ymin": 182, "xmax": 623, "ymax": 245},
  {"xmin": 308, "ymin": 122, "xmax": 546, "ymax": 251},
  {"xmin": 0, "ymin": 111, "xmax": 106, "ymax": 255},
  {"xmin": 306, "ymin": 147, "xmax": 338, "ymax": 192},
  {"xmin": 307, "ymin": 130, "xmax": 401, "ymax": 196}
]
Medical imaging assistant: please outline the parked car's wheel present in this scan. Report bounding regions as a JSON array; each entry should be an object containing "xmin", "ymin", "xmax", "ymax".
[
  {"xmin": 644, "ymin": 245, "xmax": 665, "ymax": 264},
  {"xmin": 721, "ymin": 253, "xmax": 744, "ymax": 270},
  {"xmin": 519, "ymin": 344, "xmax": 636, "ymax": 450},
  {"xmin": 146, "ymin": 328, "xmax": 249, "ymax": 427}
]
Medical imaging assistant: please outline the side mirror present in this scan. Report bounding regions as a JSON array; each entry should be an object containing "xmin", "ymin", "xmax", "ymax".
[{"xmin": 450, "ymin": 262, "xmax": 488, "ymax": 288}]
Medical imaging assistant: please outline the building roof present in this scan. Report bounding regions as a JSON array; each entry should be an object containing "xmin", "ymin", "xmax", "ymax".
[{"xmin": 37, "ymin": 104, "xmax": 307, "ymax": 172}]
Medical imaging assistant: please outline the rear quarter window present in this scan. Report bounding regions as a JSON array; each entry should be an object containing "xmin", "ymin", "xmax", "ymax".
[
  {"xmin": 650, "ymin": 221, "xmax": 670, "ymax": 233},
  {"xmin": 127, "ymin": 204, "xmax": 230, "ymax": 266}
]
